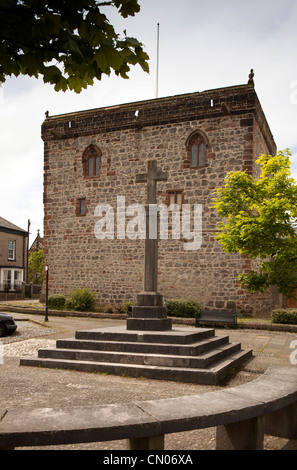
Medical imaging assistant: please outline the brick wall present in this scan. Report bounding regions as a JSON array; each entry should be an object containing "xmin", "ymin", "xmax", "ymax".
[{"xmin": 42, "ymin": 84, "xmax": 278, "ymax": 315}]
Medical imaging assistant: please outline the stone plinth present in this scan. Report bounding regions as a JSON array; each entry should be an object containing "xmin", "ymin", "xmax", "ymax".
[
  {"xmin": 127, "ymin": 292, "xmax": 172, "ymax": 331},
  {"xmin": 20, "ymin": 324, "xmax": 253, "ymax": 385}
]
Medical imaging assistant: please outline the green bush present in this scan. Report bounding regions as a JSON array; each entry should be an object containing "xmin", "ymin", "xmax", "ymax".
[
  {"xmin": 271, "ymin": 309, "xmax": 297, "ymax": 325},
  {"xmin": 48, "ymin": 294, "xmax": 66, "ymax": 310},
  {"xmin": 166, "ymin": 298, "xmax": 200, "ymax": 318},
  {"xmin": 65, "ymin": 288, "xmax": 96, "ymax": 312},
  {"xmin": 120, "ymin": 300, "xmax": 133, "ymax": 314}
]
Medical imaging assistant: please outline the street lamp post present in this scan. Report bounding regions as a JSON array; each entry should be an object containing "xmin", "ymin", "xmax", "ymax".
[{"xmin": 45, "ymin": 265, "xmax": 49, "ymax": 322}]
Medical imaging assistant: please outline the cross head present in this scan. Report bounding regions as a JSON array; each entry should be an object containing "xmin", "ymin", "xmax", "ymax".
[{"xmin": 136, "ymin": 160, "xmax": 168, "ymax": 204}]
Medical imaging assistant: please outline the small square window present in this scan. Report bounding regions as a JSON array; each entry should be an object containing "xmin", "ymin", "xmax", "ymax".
[
  {"xmin": 167, "ymin": 191, "xmax": 184, "ymax": 208},
  {"xmin": 76, "ymin": 198, "xmax": 86, "ymax": 216}
]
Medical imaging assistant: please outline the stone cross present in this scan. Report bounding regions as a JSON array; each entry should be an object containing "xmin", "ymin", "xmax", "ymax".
[
  {"xmin": 127, "ymin": 160, "xmax": 172, "ymax": 331},
  {"xmin": 136, "ymin": 160, "xmax": 168, "ymax": 293}
]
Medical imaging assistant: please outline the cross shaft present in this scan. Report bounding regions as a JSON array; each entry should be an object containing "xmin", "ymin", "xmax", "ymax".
[{"xmin": 136, "ymin": 161, "xmax": 168, "ymax": 293}]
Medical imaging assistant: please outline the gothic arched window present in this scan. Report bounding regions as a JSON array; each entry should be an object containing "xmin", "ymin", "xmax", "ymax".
[
  {"xmin": 83, "ymin": 145, "xmax": 101, "ymax": 178},
  {"xmin": 189, "ymin": 133, "xmax": 206, "ymax": 168}
]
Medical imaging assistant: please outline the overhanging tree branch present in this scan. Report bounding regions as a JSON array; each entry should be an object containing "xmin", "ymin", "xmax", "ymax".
[{"xmin": 0, "ymin": 0, "xmax": 149, "ymax": 92}]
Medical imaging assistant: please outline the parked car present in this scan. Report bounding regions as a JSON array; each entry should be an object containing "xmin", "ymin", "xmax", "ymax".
[{"xmin": 0, "ymin": 313, "xmax": 17, "ymax": 337}]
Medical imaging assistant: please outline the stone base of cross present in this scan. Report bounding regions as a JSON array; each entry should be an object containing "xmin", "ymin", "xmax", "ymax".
[
  {"xmin": 126, "ymin": 160, "xmax": 172, "ymax": 331},
  {"xmin": 127, "ymin": 291, "xmax": 172, "ymax": 331}
]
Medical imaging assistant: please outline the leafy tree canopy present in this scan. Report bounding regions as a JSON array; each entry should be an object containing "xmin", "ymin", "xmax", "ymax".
[
  {"xmin": 0, "ymin": 0, "xmax": 149, "ymax": 92},
  {"xmin": 28, "ymin": 249, "xmax": 43, "ymax": 284},
  {"xmin": 212, "ymin": 149, "xmax": 297, "ymax": 298}
]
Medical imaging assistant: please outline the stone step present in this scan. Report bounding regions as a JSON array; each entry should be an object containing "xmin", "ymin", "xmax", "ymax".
[
  {"xmin": 36, "ymin": 342, "xmax": 241, "ymax": 369},
  {"xmin": 19, "ymin": 326, "xmax": 253, "ymax": 385},
  {"xmin": 20, "ymin": 348, "xmax": 253, "ymax": 385},
  {"xmin": 126, "ymin": 317, "xmax": 173, "ymax": 331},
  {"xmin": 56, "ymin": 334, "xmax": 230, "ymax": 356},
  {"xmin": 74, "ymin": 326, "xmax": 215, "ymax": 344}
]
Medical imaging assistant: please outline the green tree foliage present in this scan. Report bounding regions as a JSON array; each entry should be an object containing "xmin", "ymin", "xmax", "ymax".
[
  {"xmin": 0, "ymin": 0, "xmax": 149, "ymax": 92},
  {"xmin": 212, "ymin": 150, "xmax": 297, "ymax": 298},
  {"xmin": 28, "ymin": 249, "xmax": 43, "ymax": 284}
]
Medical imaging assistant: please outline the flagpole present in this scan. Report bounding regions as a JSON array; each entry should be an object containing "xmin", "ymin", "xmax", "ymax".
[{"xmin": 156, "ymin": 23, "xmax": 160, "ymax": 98}]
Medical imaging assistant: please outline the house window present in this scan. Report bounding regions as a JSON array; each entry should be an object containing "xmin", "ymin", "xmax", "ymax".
[
  {"xmin": 3, "ymin": 270, "xmax": 11, "ymax": 290},
  {"xmin": 8, "ymin": 240, "xmax": 15, "ymax": 260},
  {"xmin": 14, "ymin": 270, "xmax": 22, "ymax": 291},
  {"xmin": 1, "ymin": 269, "xmax": 23, "ymax": 291},
  {"xmin": 189, "ymin": 134, "xmax": 206, "ymax": 168},
  {"xmin": 83, "ymin": 145, "xmax": 101, "ymax": 178}
]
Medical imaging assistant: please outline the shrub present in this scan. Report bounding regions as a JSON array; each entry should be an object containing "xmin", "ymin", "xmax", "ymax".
[
  {"xmin": 120, "ymin": 300, "xmax": 133, "ymax": 314},
  {"xmin": 271, "ymin": 309, "xmax": 297, "ymax": 325},
  {"xmin": 166, "ymin": 298, "xmax": 200, "ymax": 318},
  {"xmin": 65, "ymin": 288, "xmax": 96, "ymax": 312},
  {"xmin": 48, "ymin": 294, "xmax": 66, "ymax": 310}
]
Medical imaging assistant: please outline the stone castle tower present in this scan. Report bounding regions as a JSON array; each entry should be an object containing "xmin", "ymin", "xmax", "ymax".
[{"xmin": 41, "ymin": 83, "xmax": 279, "ymax": 315}]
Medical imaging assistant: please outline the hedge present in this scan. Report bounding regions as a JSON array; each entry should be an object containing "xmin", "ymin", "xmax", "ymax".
[
  {"xmin": 48, "ymin": 294, "xmax": 66, "ymax": 310},
  {"xmin": 166, "ymin": 298, "xmax": 200, "ymax": 318},
  {"xmin": 271, "ymin": 309, "xmax": 297, "ymax": 325}
]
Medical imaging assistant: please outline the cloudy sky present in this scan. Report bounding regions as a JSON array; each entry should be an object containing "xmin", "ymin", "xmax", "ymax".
[{"xmin": 1, "ymin": 0, "xmax": 297, "ymax": 244}]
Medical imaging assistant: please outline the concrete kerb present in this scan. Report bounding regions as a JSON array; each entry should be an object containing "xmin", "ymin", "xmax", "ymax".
[{"xmin": 1, "ymin": 302, "xmax": 297, "ymax": 333}]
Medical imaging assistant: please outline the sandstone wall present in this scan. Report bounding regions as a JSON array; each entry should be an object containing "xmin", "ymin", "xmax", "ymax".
[{"xmin": 42, "ymin": 85, "xmax": 277, "ymax": 315}]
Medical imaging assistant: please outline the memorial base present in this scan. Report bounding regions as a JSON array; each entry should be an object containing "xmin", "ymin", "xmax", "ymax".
[{"xmin": 126, "ymin": 292, "xmax": 172, "ymax": 331}]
